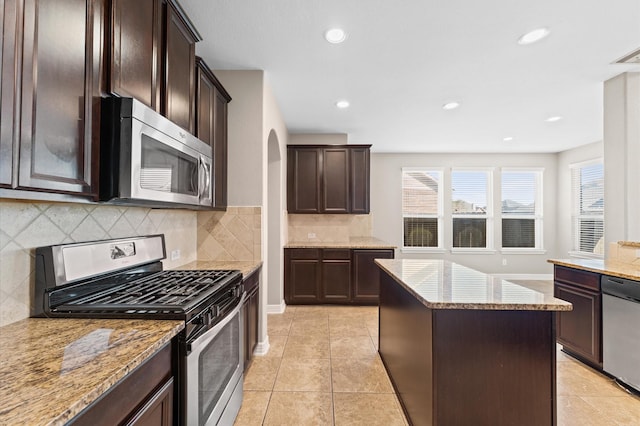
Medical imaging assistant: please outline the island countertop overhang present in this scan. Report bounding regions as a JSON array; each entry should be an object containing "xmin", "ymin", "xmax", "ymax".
[{"xmin": 375, "ymin": 258, "xmax": 572, "ymax": 311}]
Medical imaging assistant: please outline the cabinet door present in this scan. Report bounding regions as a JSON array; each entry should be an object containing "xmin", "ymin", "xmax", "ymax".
[
  {"xmin": 164, "ymin": 1, "xmax": 196, "ymax": 132},
  {"xmin": 212, "ymin": 88, "xmax": 228, "ymax": 209},
  {"xmin": 248, "ymin": 287, "xmax": 259, "ymax": 358},
  {"xmin": 555, "ymin": 282, "xmax": 602, "ymax": 367},
  {"xmin": 110, "ymin": 0, "xmax": 162, "ymax": 110},
  {"xmin": 350, "ymin": 147, "xmax": 370, "ymax": 214},
  {"xmin": 322, "ymin": 147, "xmax": 349, "ymax": 213},
  {"xmin": 352, "ymin": 249, "xmax": 394, "ymax": 304},
  {"xmin": 321, "ymin": 249, "xmax": 352, "ymax": 303},
  {"xmin": 125, "ymin": 379, "xmax": 173, "ymax": 426},
  {"xmin": 287, "ymin": 148, "xmax": 321, "ymax": 213},
  {"xmin": 18, "ymin": 0, "xmax": 102, "ymax": 195},
  {"xmin": 195, "ymin": 59, "xmax": 215, "ymax": 146},
  {"xmin": 1, "ymin": 0, "xmax": 18, "ymax": 188},
  {"xmin": 285, "ymin": 249, "xmax": 321, "ymax": 303}
]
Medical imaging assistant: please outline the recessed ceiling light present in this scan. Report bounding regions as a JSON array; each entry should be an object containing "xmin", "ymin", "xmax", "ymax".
[
  {"xmin": 325, "ymin": 28, "xmax": 347, "ymax": 44},
  {"xmin": 336, "ymin": 100, "xmax": 350, "ymax": 109},
  {"xmin": 517, "ymin": 27, "xmax": 550, "ymax": 45},
  {"xmin": 442, "ymin": 101, "xmax": 460, "ymax": 110},
  {"xmin": 503, "ymin": 136, "xmax": 514, "ymax": 142},
  {"xmin": 545, "ymin": 115, "xmax": 563, "ymax": 122}
]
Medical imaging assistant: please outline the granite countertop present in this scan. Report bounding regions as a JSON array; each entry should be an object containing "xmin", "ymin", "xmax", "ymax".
[
  {"xmin": 0, "ymin": 318, "xmax": 184, "ymax": 425},
  {"xmin": 176, "ymin": 260, "xmax": 262, "ymax": 277},
  {"xmin": 548, "ymin": 258, "xmax": 639, "ymax": 281},
  {"xmin": 285, "ymin": 237, "xmax": 396, "ymax": 249},
  {"xmin": 375, "ymin": 259, "xmax": 572, "ymax": 311}
]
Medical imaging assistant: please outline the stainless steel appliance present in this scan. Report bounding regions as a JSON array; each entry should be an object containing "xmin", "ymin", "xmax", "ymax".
[
  {"xmin": 602, "ymin": 274, "xmax": 640, "ymax": 393},
  {"xmin": 34, "ymin": 234, "xmax": 244, "ymax": 425},
  {"xmin": 100, "ymin": 97, "xmax": 213, "ymax": 209}
]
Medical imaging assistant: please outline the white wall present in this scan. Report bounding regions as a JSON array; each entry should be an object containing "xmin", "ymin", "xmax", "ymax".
[
  {"xmin": 556, "ymin": 141, "xmax": 604, "ymax": 257},
  {"xmin": 289, "ymin": 133, "xmax": 348, "ymax": 145},
  {"xmin": 215, "ymin": 70, "xmax": 264, "ymax": 206},
  {"xmin": 604, "ymin": 72, "xmax": 640, "ymax": 251},
  {"xmin": 371, "ymin": 152, "xmax": 558, "ymax": 275}
]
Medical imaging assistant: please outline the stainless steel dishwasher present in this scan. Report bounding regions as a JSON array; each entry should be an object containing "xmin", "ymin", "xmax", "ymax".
[{"xmin": 602, "ymin": 274, "xmax": 640, "ymax": 393}]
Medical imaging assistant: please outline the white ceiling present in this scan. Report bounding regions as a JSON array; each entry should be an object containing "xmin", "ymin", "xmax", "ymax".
[{"xmin": 182, "ymin": 0, "xmax": 640, "ymax": 153}]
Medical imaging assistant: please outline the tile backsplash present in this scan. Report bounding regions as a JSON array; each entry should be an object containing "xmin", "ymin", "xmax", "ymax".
[
  {"xmin": 608, "ymin": 241, "xmax": 640, "ymax": 265},
  {"xmin": 197, "ymin": 207, "xmax": 262, "ymax": 261},
  {"xmin": 287, "ymin": 214, "xmax": 372, "ymax": 242},
  {"xmin": 0, "ymin": 200, "xmax": 197, "ymax": 327}
]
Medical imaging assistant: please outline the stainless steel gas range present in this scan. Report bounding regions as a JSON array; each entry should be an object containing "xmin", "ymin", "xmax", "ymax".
[{"xmin": 34, "ymin": 234, "xmax": 244, "ymax": 426}]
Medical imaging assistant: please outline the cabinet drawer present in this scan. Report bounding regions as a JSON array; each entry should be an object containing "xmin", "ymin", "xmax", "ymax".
[
  {"xmin": 287, "ymin": 248, "xmax": 320, "ymax": 259},
  {"xmin": 554, "ymin": 265, "xmax": 600, "ymax": 291},
  {"xmin": 323, "ymin": 249, "xmax": 351, "ymax": 260}
]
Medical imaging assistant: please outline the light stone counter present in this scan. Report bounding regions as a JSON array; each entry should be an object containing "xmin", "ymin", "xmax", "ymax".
[
  {"xmin": 548, "ymin": 258, "xmax": 640, "ymax": 281},
  {"xmin": 376, "ymin": 258, "xmax": 572, "ymax": 311},
  {"xmin": 285, "ymin": 236, "xmax": 396, "ymax": 249},
  {"xmin": 0, "ymin": 318, "xmax": 184, "ymax": 425},
  {"xmin": 176, "ymin": 260, "xmax": 262, "ymax": 277}
]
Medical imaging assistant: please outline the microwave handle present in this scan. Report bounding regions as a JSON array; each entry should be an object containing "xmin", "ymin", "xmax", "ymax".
[{"xmin": 199, "ymin": 158, "xmax": 211, "ymax": 199}]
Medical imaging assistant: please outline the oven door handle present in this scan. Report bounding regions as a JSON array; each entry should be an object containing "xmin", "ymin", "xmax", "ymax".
[{"xmin": 188, "ymin": 291, "xmax": 246, "ymax": 354}]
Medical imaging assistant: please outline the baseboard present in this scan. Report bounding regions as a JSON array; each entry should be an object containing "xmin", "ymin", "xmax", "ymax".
[
  {"xmin": 491, "ymin": 273, "xmax": 554, "ymax": 280},
  {"xmin": 267, "ymin": 300, "xmax": 286, "ymax": 314},
  {"xmin": 253, "ymin": 336, "xmax": 270, "ymax": 356}
]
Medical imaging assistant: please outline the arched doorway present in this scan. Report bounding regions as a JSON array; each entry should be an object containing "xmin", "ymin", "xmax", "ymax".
[{"xmin": 267, "ymin": 130, "xmax": 283, "ymax": 312}]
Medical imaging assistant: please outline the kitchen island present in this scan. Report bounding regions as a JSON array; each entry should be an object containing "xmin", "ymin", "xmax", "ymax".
[{"xmin": 375, "ymin": 259, "xmax": 572, "ymax": 426}]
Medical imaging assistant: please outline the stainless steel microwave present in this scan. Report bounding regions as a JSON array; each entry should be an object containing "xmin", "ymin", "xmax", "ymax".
[{"xmin": 99, "ymin": 97, "xmax": 212, "ymax": 209}]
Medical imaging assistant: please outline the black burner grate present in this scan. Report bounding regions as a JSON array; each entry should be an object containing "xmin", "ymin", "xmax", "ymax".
[{"xmin": 54, "ymin": 270, "xmax": 240, "ymax": 314}]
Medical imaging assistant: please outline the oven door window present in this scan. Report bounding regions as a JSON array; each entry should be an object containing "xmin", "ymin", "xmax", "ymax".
[
  {"xmin": 198, "ymin": 314, "xmax": 240, "ymax": 424},
  {"xmin": 140, "ymin": 134, "xmax": 198, "ymax": 196}
]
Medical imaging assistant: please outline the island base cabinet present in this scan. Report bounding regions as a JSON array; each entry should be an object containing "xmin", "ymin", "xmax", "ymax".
[{"xmin": 379, "ymin": 272, "xmax": 557, "ymax": 426}]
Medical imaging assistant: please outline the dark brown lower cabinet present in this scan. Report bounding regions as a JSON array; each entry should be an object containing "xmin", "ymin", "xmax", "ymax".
[
  {"xmin": 554, "ymin": 265, "xmax": 602, "ymax": 368},
  {"xmin": 70, "ymin": 342, "xmax": 174, "ymax": 425},
  {"xmin": 321, "ymin": 249, "xmax": 351, "ymax": 302},
  {"xmin": 352, "ymin": 249, "xmax": 394, "ymax": 303},
  {"xmin": 243, "ymin": 268, "xmax": 260, "ymax": 371},
  {"xmin": 285, "ymin": 249, "xmax": 321, "ymax": 304},
  {"xmin": 284, "ymin": 247, "xmax": 395, "ymax": 305}
]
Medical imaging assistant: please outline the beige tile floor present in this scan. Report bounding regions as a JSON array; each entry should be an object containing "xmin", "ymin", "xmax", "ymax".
[{"xmin": 235, "ymin": 302, "xmax": 640, "ymax": 426}]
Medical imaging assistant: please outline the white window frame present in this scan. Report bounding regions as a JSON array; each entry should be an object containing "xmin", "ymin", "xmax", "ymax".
[
  {"xmin": 569, "ymin": 159, "xmax": 604, "ymax": 259},
  {"xmin": 450, "ymin": 167, "xmax": 494, "ymax": 253},
  {"xmin": 500, "ymin": 168, "xmax": 545, "ymax": 253},
  {"xmin": 401, "ymin": 167, "xmax": 445, "ymax": 252}
]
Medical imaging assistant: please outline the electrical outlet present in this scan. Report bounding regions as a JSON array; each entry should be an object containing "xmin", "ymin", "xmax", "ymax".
[
  {"xmin": 502, "ymin": 258, "xmax": 507, "ymax": 266},
  {"xmin": 170, "ymin": 249, "xmax": 181, "ymax": 261},
  {"xmin": 308, "ymin": 233, "xmax": 317, "ymax": 239}
]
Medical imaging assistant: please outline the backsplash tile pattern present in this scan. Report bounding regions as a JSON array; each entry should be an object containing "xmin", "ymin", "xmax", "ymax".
[
  {"xmin": 0, "ymin": 200, "xmax": 197, "ymax": 327},
  {"xmin": 609, "ymin": 241, "xmax": 640, "ymax": 265},
  {"xmin": 197, "ymin": 207, "xmax": 262, "ymax": 261},
  {"xmin": 287, "ymin": 214, "xmax": 372, "ymax": 243}
]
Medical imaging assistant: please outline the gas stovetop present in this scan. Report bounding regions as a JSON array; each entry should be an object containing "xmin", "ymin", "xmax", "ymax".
[
  {"xmin": 34, "ymin": 235, "xmax": 242, "ymax": 320},
  {"xmin": 49, "ymin": 269, "xmax": 241, "ymax": 315}
]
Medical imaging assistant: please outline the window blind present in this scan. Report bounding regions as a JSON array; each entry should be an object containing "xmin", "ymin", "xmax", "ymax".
[
  {"xmin": 501, "ymin": 171, "xmax": 539, "ymax": 248},
  {"xmin": 571, "ymin": 162, "xmax": 604, "ymax": 254},
  {"xmin": 451, "ymin": 170, "xmax": 490, "ymax": 248},
  {"xmin": 402, "ymin": 170, "xmax": 441, "ymax": 247}
]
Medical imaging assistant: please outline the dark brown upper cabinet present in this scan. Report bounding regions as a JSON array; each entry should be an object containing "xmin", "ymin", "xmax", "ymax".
[
  {"xmin": 287, "ymin": 144, "xmax": 371, "ymax": 214},
  {"xmin": 195, "ymin": 57, "xmax": 231, "ymax": 210},
  {"xmin": 1, "ymin": 0, "xmax": 19, "ymax": 188},
  {"xmin": 14, "ymin": 0, "xmax": 103, "ymax": 196},
  {"xmin": 164, "ymin": 0, "xmax": 199, "ymax": 133},
  {"xmin": 109, "ymin": 0, "xmax": 200, "ymax": 134},
  {"xmin": 109, "ymin": 0, "xmax": 163, "ymax": 111}
]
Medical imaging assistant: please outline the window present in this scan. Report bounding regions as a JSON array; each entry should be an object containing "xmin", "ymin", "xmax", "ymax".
[
  {"xmin": 402, "ymin": 169, "xmax": 442, "ymax": 248},
  {"xmin": 501, "ymin": 169, "xmax": 543, "ymax": 249},
  {"xmin": 571, "ymin": 161, "xmax": 604, "ymax": 256},
  {"xmin": 451, "ymin": 170, "xmax": 492, "ymax": 248}
]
